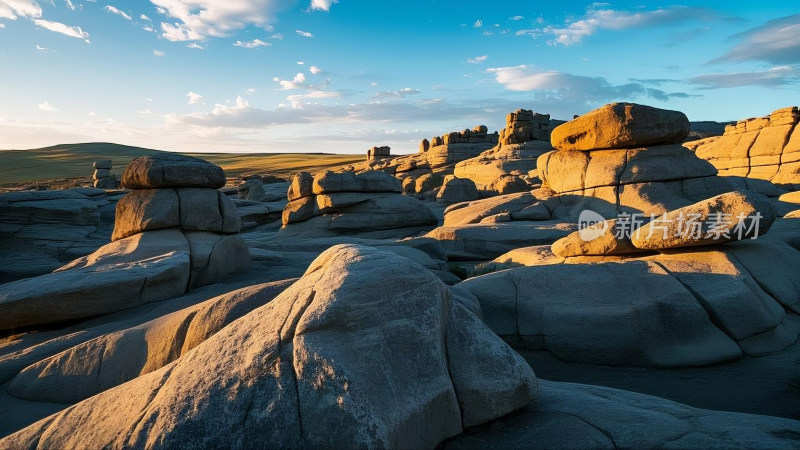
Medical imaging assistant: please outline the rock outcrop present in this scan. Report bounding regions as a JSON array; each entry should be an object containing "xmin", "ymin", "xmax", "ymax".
[
  {"xmin": 282, "ymin": 170, "xmax": 437, "ymax": 234},
  {"xmin": 0, "ymin": 155, "xmax": 249, "ymax": 331},
  {"xmin": 1, "ymin": 245, "xmax": 537, "ymax": 449},
  {"xmin": 92, "ymin": 160, "xmax": 117, "ymax": 189},
  {"xmin": 686, "ymin": 106, "xmax": 800, "ymax": 188},
  {"xmin": 499, "ymin": 109, "xmax": 551, "ymax": 146},
  {"xmin": 367, "ymin": 145, "xmax": 391, "ymax": 161}
]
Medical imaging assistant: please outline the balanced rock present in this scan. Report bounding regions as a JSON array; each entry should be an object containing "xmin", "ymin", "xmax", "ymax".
[
  {"xmin": 121, "ymin": 153, "xmax": 226, "ymax": 189},
  {"xmin": 631, "ymin": 190, "xmax": 776, "ymax": 250},
  {"xmin": 551, "ymin": 103, "xmax": 690, "ymax": 151},
  {"xmin": 1, "ymin": 245, "xmax": 537, "ymax": 448}
]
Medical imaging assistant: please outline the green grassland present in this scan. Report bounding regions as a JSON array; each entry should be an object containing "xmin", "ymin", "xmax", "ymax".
[{"xmin": 0, "ymin": 142, "xmax": 364, "ymax": 185}]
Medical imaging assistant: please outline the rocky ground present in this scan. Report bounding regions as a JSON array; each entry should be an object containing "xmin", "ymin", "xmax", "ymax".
[{"xmin": 1, "ymin": 102, "xmax": 799, "ymax": 448}]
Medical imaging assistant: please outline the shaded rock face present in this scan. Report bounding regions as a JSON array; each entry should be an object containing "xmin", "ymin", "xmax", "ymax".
[
  {"xmin": 454, "ymin": 140, "xmax": 552, "ymax": 190},
  {"xmin": 437, "ymin": 176, "xmax": 479, "ymax": 204},
  {"xmin": 686, "ymin": 106, "xmax": 800, "ymax": 188},
  {"xmin": 1, "ymin": 245, "xmax": 537, "ymax": 449},
  {"xmin": 282, "ymin": 171, "xmax": 437, "ymax": 233},
  {"xmin": 121, "ymin": 153, "xmax": 226, "ymax": 189},
  {"xmin": 92, "ymin": 160, "xmax": 117, "ymax": 189},
  {"xmin": 551, "ymin": 103, "xmax": 690, "ymax": 151},
  {"xmin": 456, "ymin": 238, "xmax": 800, "ymax": 367}
]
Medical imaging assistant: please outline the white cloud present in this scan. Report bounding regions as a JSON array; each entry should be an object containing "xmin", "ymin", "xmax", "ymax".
[
  {"xmin": 473, "ymin": 19, "xmax": 482, "ymax": 28},
  {"xmin": 34, "ymin": 19, "xmax": 90, "ymax": 42},
  {"xmin": 187, "ymin": 91, "xmax": 203, "ymax": 104},
  {"xmin": 0, "ymin": 0, "xmax": 42, "ymax": 20},
  {"xmin": 233, "ymin": 38, "xmax": 270, "ymax": 48},
  {"xmin": 270, "ymin": 33, "xmax": 283, "ymax": 39},
  {"xmin": 690, "ymin": 66, "xmax": 799, "ymax": 89},
  {"xmin": 544, "ymin": 6, "xmax": 723, "ymax": 46},
  {"xmin": 296, "ymin": 29, "xmax": 314, "ymax": 38},
  {"xmin": 274, "ymin": 72, "xmax": 307, "ymax": 90},
  {"xmin": 509, "ymin": 15, "xmax": 524, "ymax": 21},
  {"xmin": 0, "ymin": 23, "xmax": 5, "ymax": 28},
  {"xmin": 297, "ymin": 61, "xmax": 304, "ymax": 65},
  {"xmin": 153, "ymin": 49, "xmax": 165, "ymax": 56},
  {"xmin": 371, "ymin": 88, "xmax": 421, "ymax": 100},
  {"xmin": 467, "ymin": 55, "xmax": 488, "ymax": 64},
  {"xmin": 310, "ymin": 0, "xmax": 338, "ymax": 12},
  {"xmin": 140, "ymin": 14, "xmax": 151, "ymax": 21},
  {"xmin": 65, "ymin": 0, "xmax": 75, "ymax": 11},
  {"xmin": 187, "ymin": 42, "xmax": 204, "ymax": 49},
  {"xmin": 246, "ymin": 88, "xmax": 257, "ymax": 94},
  {"xmin": 286, "ymin": 91, "xmax": 341, "ymax": 108},
  {"xmin": 104, "ymin": 5, "xmax": 132, "ymax": 21},
  {"xmin": 35, "ymin": 44, "xmax": 46, "ymax": 51},
  {"xmin": 38, "ymin": 101, "xmax": 57, "ymax": 111},
  {"xmin": 150, "ymin": 0, "xmax": 279, "ymax": 42},
  {"xmin": 712, "ymin": 14, "xmax": 800, "ymax": 65},
  {"xmin": 309, "ymin": 65, "xmax": 323, "ymax": 74}
]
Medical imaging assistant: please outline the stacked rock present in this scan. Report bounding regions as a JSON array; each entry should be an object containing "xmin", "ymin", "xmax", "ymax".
[
  {"xmin": 367, "ymin": 146, "xmax": 391, "ymax": 161},
  {"xmin": 282, "ymin": 170, "xmax": 437, "ymax": 233},
  {"xmin": 499, "ymin": 109, "xmax": 550, "ymax": 146},
  {"xmin": 686, "ymin": 106, "xmax": 799, "ymax": 187},
  {"xmin": 115, "ymin": 153, "xmax": 249, "ymax": 287},
  {"xmin": 92, "ymin": 160, "xmax": 117, "ymax": 189},
  {"xmin": 538, "ymin": 102, "xmax": 723, "ymax": 215}
]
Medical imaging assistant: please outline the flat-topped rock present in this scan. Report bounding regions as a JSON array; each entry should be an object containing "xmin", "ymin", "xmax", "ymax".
[
  {"xmin": 121, "ymin": 153, "xmax": 226, "ymax": 189},
  {"xmin": 551, "ymin": 103, "xmax": 690, "ymax": 151},
  {"xmin": 312, "ymin": 170, "xmax": 402, "ymax": 194}
]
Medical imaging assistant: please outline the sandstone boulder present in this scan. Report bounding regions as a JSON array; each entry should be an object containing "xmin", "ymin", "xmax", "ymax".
[
  {"xmin": 288, "ymin": 171, "xmax": 314, "ymax": 201},
  {"xmin": 121, "ymin": 153, "xmax": 226, "ymax": 189},
  {"xmin": 551, "ymin": 219, "xmax": 648, "ymax": 257},
  {"xmin": 313, "ymin": 170, "xmax": 402, "ymax": 195},
  {"xmin": 550, "ymin": 103, "xmax": 690, "ymax": 151},
  {"xmin": 437, "ymin": 176, "xmax": 479, "ymax": 203},
  {"xmin": 631, "ymin": 191, "xmax": 776, "ymax": 250},
  {"xmin": 0, "ymin": 245, "xmax": 537, "ymax": 449}
]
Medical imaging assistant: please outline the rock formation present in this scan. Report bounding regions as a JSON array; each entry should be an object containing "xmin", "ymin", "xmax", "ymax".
[
  {"xmin": 367, "ymin": 145, "xmax": 391, "ymax": 161},
  {"xmin": 0, "ymin": 154, "xmax": 249, "ymax": 330},
  {"xmin": 686, "ymin": 106, "xmax": 800, "ymax": 188},
  {"xmin": 282, "ymin": 170, "xmax": 437, "ymax": 235},
  {"xmin": 91, "ymin": 160, "xmax": 117, "ymax": 189},
  {"xmin": 498, "ymin": 109, "xmax": 551, "ymax": 146}
]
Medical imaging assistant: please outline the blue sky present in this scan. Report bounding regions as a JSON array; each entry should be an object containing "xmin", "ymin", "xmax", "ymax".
[{"xmin": 0, "ymin": 0, "xmax": 798, "ymax": 154}]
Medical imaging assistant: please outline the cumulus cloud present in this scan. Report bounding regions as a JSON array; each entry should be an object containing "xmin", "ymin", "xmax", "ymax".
[
  {"xmin": 296, "ymin": 29, "xmax": 314, "ymax": 38},
  {"xmin": 38, "ymin": 101, "xmax": 57, "ymax": 111},
  {"xmin": 467, "ymin": 55, "xmax": 488, "ymax": 64},
  {"xmin": 712, "ymin": 14, "xmax": 800, "ymax": 65},
  {"xmin": 273, "ymin": 72, "xmax": 314, "ymax": 90},
  {"xmin": 187, "ymin": 91, "xmax": 203, "ymax": 104},
  {"xmin": 34, "ymin": 19, "xmax": 90, "ymax": 42},
  {"xmin": 150, "ymin": 0, "xmax": 278, "ymax": 42},
  {"xmin": 486, "ymin": 65, "xmax": 689, "ymax": 103},
  {"xmin": 544, "ymin": 6, "xmax": 724, "ymax": 46},
  {"xmin": 689, "ymin": 66, "xmax": 799, "ymax": 89},
  {"xmin": 104, "ymin": 5, "xmax": 131, "ymax": 20},
  {"xmin": 370, "ymin": 88, "xmax": 421, "ymax": 100},
  {"xmin": 233, "ymin": 38, "xmax": 270, "ymax": 48},
  {"xmin": 310, "ymin": 0, "xmax": 338, "ymax": 12},
  {"xmin": 153, "ymin": 49, "xmax": 165, "ymax": 56},
  {"xmin": 309, "ymin": 65, "xmax": 323, "ymax": 74},
  {"xmin": 0, "ymin": 0, "xmax": 42, "ymax": 20}
]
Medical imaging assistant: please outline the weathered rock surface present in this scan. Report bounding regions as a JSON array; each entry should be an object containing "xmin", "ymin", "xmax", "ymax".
[
  {"xmin": 121, "ymin": 153, "xmax": 226, "ymax": 189},
  {"xmin": 313, "ymin": 169, "xmax": 402, "ymax": 195},
  {"xmin": 0, "ymin": 190, "xmax": 101, "ymax": 226},
  {"xmin": 1, "ymin": 245, "xmax": 537, "ymax": 449},
  {"xmin": 444, "ymin": 380, "xmax": 800, "ymax": 450},
  {"xmin": 7, "ymin": 280, "xmax": 293, "ymax": 403},
  {"xmin": 112, "ymin": 188, "xmax": 241, "ymax": 240},
  {"xmin": 551, "ymin": 219, "xmax": 648, "ymax": 257},
  {"xmin": 631, "ymin": 191, "xmax": 776, "ymax": 250},
  {"xmin": 686, "ymin": 106, "xmax": 799, "ymax": 187},
  {"xmin": 427, "ymin": 221, "xmax": 573, "ymax": 260},
  {"xmin": 437, "ymin": 176, "xmax": 479, "ymax": 203},
  {"xmin": 443, "ymin": 192, "xmax": 551, "ymax": 227},
  {"xmin": 551, "ymin": 103, "xmax": 690, "ymax": 151}
]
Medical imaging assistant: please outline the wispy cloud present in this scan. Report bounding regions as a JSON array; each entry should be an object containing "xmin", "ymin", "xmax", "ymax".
[
  {"xmin": 65, "ymin": 0, "xmax": 76, "ymax": 11},
  {"xmin": 467, "ymin": 55, "xmax": 488, "ymax": 64},
  {"xmin": 273, "ymin": 72, "xmax": 312, "ymax": 90},
  {"xmin": 187, "ymin": 42, "xmax": 204, "ymax": 49},
  {"xmin": 233, "ymin": 38, "xmax": 270, "ymax": 48},
  {"xmin": 486, "ymin": 65, "xmax": 690, "ymax": 103},
  {"xmin": 371, "ymin": 88, "xmax": 421, "ymax": 100},
  {"xmin": 712, "ymin": 14, "xmax": 800, "ymax": 65},
  {"xmin": 153, "ymin": 49, "xmax": 165, "ymax": 56},
  {"xmin": 104, "ymin": 5, "xmax": 131, "ymax": 21},
  {"xmin": 38, "ymin": 101, "xmax": 57, "ymax": 111},
  {"xmin": 689, "ymin": 66, "xmax": 799, "ymax": 89},
  {"xmin": 543, "ymin": 6, "xmax": 725, "ymax": 46},
  {"xmin": 310, "ymin": 0, "xmax": 338, "ymax": 12},
  {"xmin": 187, "ymin": 91, "xmax": 204, "ymax": 104},
  {"xmin": 286, "ymin": 91, "xmax": 342, "ymax": 108},
  {"xmin": 473, "ymin": 19, "xmax": 482, "ymax": 28},
  {"xmin": 509, "ymin": 15, "xmax": 524, "ymax": 21},
  {"xmin": 309, "ymin": 65, "xmax": 323, "ymax": 74},
  {"xmin": 296, "ymin": 29, "xmax": 314, "ymax": 38},
  {"xmin": 34, "ymin": 19, "xmax": 90, "ymax": 42},
  {"xmin": 0, "ymin": 0, "xmax": 42, "ymax": 20},
  {"xmin": 35, "ymin": 44, "xmax": 46, "ymax": 51}
]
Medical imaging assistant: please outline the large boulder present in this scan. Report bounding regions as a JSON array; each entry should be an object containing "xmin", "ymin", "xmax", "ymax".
[
  {"xmin": 0, "ymin": 245, "xmax": 537, "ymax": 449},
  {"xmin": 550, "ymin": 103, "xmax": 690, "ymax": 151},
  {"xmin": 121, "ymin": 153, "xmax": 226, "ymax": 189},
  {"xmin": 437, "ymin": 176, "xmax": 479, "ymax": 203},
  {"xmin": 631, "ymin": 191, "xmax": 776, "ymax": 250},
  {"xmin": 112, "ymin": 188, "xmax": 241, "ymax": 240},
  {"xmin": 313, "ymin": 170, "xmax": 402, "ymax": 195}
]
